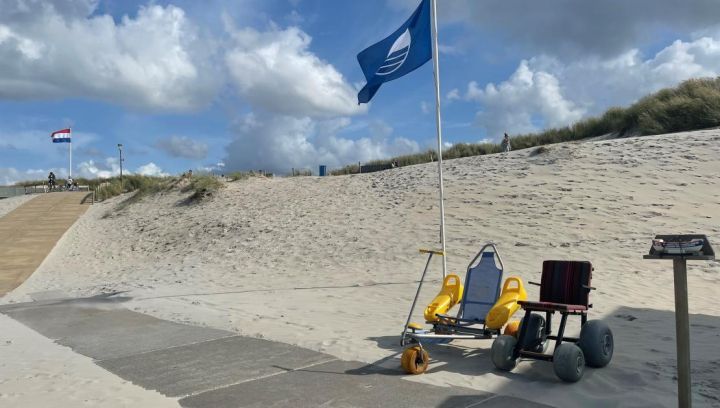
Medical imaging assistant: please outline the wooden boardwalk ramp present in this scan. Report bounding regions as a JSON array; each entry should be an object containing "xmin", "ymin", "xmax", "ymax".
[{"xmin": 0, "ymin": 192, "xmax": 91, "ymax": 296}]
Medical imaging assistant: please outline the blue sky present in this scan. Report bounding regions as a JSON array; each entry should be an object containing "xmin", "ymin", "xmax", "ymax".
[{"xmin": 1, "ymin": 0, "xmax": 720, "ymax": 183}]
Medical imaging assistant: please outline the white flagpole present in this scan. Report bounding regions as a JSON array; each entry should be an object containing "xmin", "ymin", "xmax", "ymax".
[
  {"xmin": 430, "ymin": 0, "xmax": 447, "ymax": 278},
  {"xmin": 69, "ymin": 127, "xmax": 72, "ymax": 178}
]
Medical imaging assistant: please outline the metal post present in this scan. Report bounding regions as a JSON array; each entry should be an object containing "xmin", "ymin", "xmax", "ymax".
[
  {"xmin": 673, "ymin": 258, "xmax": 691, "ymax": 408},
  {"xmin": 430, "ymin": 0, "xmax": 447, "ymax": 278},
  {"xmin": 117, "ymin": 144, "xmax": 123, "ymax": 190},
  {"xmin": 401, "ymin": 252, "xmax": 434, "ymax": 346},
  {"xmin": 69, "ymin": 135, "xmax": 72, "ymax": 178}
]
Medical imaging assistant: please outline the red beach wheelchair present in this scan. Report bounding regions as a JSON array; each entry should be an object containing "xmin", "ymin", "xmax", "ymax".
[{"xmin": 490, "ymin": 260, "xmax": 614, "ymax": 382}]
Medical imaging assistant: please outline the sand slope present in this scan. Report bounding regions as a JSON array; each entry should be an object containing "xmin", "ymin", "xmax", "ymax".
[{"xmin": 6, "ymin": 130, "xmax": 720, "ymax": 407}]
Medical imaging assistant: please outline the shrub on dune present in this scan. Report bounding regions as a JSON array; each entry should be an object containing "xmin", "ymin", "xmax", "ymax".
[{"xmin": 181, "ymin": 175, "xmax": 225, "ymax": 202}]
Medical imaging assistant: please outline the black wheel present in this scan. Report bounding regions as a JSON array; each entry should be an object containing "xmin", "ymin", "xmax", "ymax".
[
  {"xmin": 577, "ymin": 320, "xmax": 613, "ymax": 368},
  {"xmin": 491, "ymin": 335, "xmax": 518, "ymax": 371},
  {"xmin": 518, "ymin": 313, "xmax": 547, "ymax": 352},
  {"xmin": 553, "ymin": 343, "xmax": 585, "ymax": 382}
]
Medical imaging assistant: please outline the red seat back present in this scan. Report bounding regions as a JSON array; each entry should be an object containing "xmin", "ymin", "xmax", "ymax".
[{"xmin": 540, "ymin": 261, "xmax": 592, "ymax": 306}]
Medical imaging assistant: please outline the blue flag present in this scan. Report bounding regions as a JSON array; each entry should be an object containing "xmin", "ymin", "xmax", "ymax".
[{"xmin": 357, "ymin": 0, "xmax": 432, "ymax": 104}]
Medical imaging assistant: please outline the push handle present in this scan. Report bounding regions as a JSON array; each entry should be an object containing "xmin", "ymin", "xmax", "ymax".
[
  {"xmin": 419, "ymin": 249, "xmax": 445, "ymax": 256},
  {"xmin": 466, "ymin": 243, "xmax": 504, "ymax": 272},
  {"xmin": 502, "ymin": 276, "xmax": 522, "ymax": 292},
  {"xmin": 444, "ymin": 274, "xmax": 460, "ymax": 285}
]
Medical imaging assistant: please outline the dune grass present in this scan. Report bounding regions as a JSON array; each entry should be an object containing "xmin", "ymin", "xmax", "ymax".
[
  {"xmin": 180, "ymin": 174, "xmax": 225, "ymax": 201},
  {"xmin": 290, "ymin": 169, "xmax": 312, "ymax": 177},
  {"xmin": 331, "ymin": 77, "xmax": 720, "ymax": 175},
  {"xmin": 14, "ymin": 172, "xmax": 226, "ymax": 208},
  {"xmin": 227, "ymin": 171, "xmax": 274, "ymax": 181},
  {"xmin": 14, "ymin": 176, "xmax": 109, "ymax": 189},
  {"xmin": 227, "ymin": 171, "xmax": 253, "ymax": 181}
]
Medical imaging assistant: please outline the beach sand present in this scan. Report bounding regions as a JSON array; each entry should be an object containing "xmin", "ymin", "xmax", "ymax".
[{"xmin": 4, "ymin": 130, "xmax": 720, "ymax": 407}]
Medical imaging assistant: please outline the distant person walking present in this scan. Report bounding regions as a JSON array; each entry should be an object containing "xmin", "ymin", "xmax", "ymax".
[{"xmin": 501, "ymin": 133, "xmax": 511, "ymax": 152}]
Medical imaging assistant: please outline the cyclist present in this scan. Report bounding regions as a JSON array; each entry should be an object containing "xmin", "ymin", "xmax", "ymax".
[{"xmin": 48, "ymin": 172, "xmax": 56, "ymax": 191}]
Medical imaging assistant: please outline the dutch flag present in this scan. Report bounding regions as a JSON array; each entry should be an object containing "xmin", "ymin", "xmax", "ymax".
[{"xmin": 51, "ymin": 128, "xmax": 71, "ymax": 143}]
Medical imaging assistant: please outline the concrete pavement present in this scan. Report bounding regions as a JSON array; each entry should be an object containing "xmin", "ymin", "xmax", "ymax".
[{"xmin": 0, "ymin": 295, "xmax": 552, "ymax": 408}]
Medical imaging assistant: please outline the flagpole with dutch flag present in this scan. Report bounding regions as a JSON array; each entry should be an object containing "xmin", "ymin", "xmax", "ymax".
[
  {"xmin": 357, "ymin": 0, "xmax": 448, "ymax": 276},
  {"xmin": 51, "ymin": 128, "xmax": 72, "ymax": 178}
]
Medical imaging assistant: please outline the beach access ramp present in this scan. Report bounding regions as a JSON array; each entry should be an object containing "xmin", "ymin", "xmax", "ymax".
[{"xmin": 0, "ymin": 192, "xmax": 91, "ymax": 296}]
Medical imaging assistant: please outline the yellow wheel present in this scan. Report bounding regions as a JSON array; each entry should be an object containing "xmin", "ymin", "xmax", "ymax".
[
  {"xmin": 401, "ymin": 346, "xmax": 429, "ymax": 375},
  {"xmin": 504, "ymin": 320, "xmax": 521, "ymax": 338}
]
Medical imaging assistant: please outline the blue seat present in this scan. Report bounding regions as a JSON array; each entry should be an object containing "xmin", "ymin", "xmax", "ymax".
[{"xmin": 436, "ymin": 250, "xmax": 504, "ymax": 327}]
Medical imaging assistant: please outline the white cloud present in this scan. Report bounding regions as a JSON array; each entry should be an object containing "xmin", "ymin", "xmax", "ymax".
[
  {"xmin": 155, "ymin": 136, "xmax": 208, "ymax": 160},
  {"xmin": 539, "ymin": 36, "xmax": 720, "ymax": 113},
  {"xmin": 225, "ymin": 25, "xmax": 365, "ymax": 118},
  {"xmin": 420, "ymin": 101, "xmax": 430, "ymax": 114},
  {"xmin": 224, "ymin": 113, "xmax": 419, "ymax": 174},
  {"xmin": 0, "ymin": 2, "xmax": 219, "ymax": 111},
  {"xmin": 389, "ymin": 0, "xmax": 720, "ymax": 59},
  {"xmin": 197, "ymin": 161, "xmax": 225, "ymax": 174},
  {"xmin": 462, "ymin": 34, "xmax": 720, "ymax": 139},
  {"xmin": 56, "ymin": 157, "xmax": 169, "ymax": 179},
  {"xmin": 76, "ymin": 157, "xmax": 120, "ymax": 179},
  {"xmin": 446, "ymin": 89, "xmax": 461, "ymax": 101},
  {"xmin": 0, "ymin": 167, "xmax": 48, "ymax": 186},
  {"xmin": 136, "ymin": 162, "xmax": 168, "ymax": 177},
  {"xmin": 465, "ymin": 60, "xmax": 584, "ymax": 138},
  {"xmin": 221, "ymin": 22, "xmax": 402, "ymax": 174}
]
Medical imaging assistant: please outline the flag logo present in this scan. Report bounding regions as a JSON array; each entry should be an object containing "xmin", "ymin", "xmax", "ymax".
[
  {"xmin": 356, "ymin": 0, "xmax": 431, "ymax": 104},
  {"xmin": 377, "ymin": 29, "xmax": 411, "ymax": 76}
]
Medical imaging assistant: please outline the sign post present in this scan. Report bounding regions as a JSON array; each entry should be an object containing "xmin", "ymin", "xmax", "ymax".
[{"xmin": 644, "ymin": 234, "xmax": 715, "ymax": 408}]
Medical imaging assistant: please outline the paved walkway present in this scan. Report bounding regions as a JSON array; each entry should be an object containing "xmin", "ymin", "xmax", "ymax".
[
  {"xmin": 0, "ymin": 295, "xmax": 551, "ymax": 408},
  {"xmin": 0, "ymin": 192, "xmax": 90, "ymax": 296}
]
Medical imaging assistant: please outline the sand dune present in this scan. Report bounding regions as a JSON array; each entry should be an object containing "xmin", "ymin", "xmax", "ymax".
[{"xmin": 5, "ymin": 129, "xmax": 720, "ymax": 407}]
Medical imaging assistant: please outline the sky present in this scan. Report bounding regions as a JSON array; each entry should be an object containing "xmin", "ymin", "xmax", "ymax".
[{"xmin": 1, "ymin": 0, "xmax": 720, "ymax": 184}]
